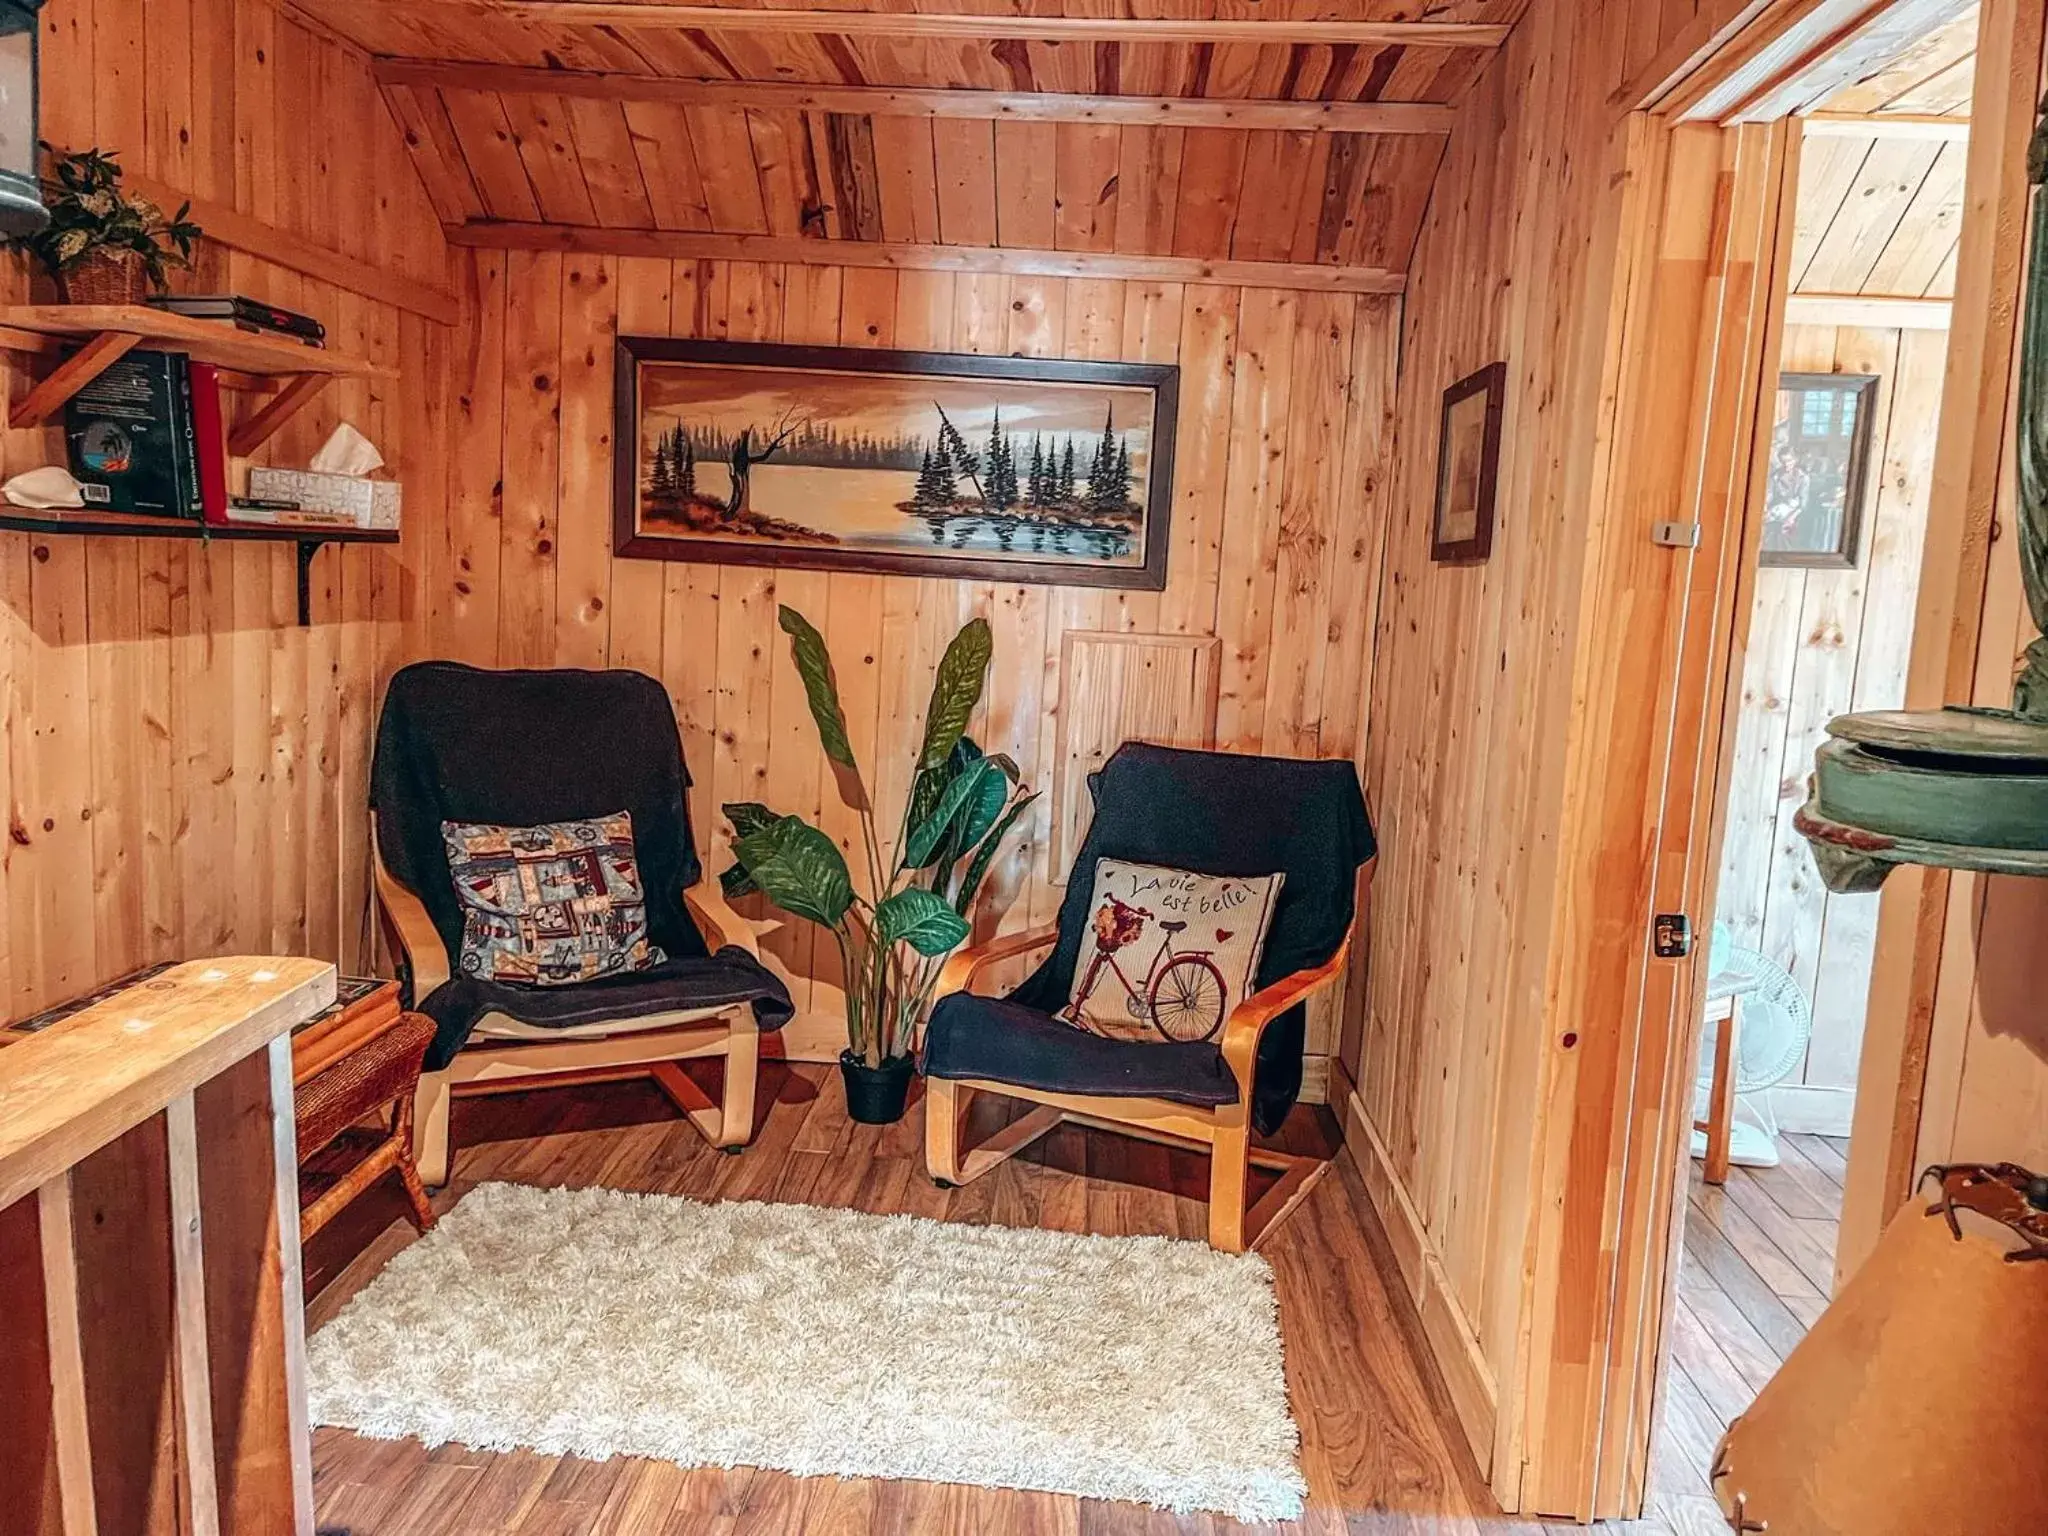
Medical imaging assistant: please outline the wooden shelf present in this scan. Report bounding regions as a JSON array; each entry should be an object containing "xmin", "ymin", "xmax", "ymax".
[
  {"xmin": 0, "ymin": 507, "xmax": 398, "ymax": 625},
  {"xmin": 0, "ymin": 303, "xmax": 391, "ymax": 451}
]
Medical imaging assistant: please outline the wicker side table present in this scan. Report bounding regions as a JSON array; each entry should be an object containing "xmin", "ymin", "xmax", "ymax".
[{"xmin": 295, "ymin": 1005, "xmax": 438, "ymax": 1241}]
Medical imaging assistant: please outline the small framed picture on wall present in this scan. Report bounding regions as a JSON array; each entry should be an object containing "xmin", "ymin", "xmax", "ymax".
[
  {"xmin": 1760, "ymin": 372, "xmax": 1877, "ymax": 569},
  {"xmin": 1431, "ymin": 362, "xmax": 1506, "ymax": 564}
]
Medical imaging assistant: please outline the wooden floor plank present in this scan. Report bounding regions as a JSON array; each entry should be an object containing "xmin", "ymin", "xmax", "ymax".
[{"xmin": 302, "ymin": 1066, "xmax": 1771, "ymax": 1533}]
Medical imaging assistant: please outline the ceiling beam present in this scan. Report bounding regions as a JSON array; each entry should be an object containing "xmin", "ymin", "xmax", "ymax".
[
  {"xmin": 1802, "ymin": 110, "xmax": 1970, "ymax": 139},
  {"xmin": 356, "ymin": 3, "xmax": 1512, "ymax": 48},
  {"xmin": 107, "ymin": 166, "xmax": 459, "ymax": 324},
  {"xmin": 373, "ymin": 58, "xmax": 1458, "ymax": 134},
  {"xmin": 1786, "ymin": 291, "xmax": 1952, "ymax": 328},
  {"xmin": 1666, "ymin": 0, "xmax": 1975, "ymax": 123},
  {"xmin": 445, "ymin": 221, "xmax": 1408, "ymax": 296}
]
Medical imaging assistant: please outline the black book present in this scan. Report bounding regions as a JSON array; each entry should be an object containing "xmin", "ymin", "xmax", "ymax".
[
  {"xmin": 146, "ymin": 293, "xmax": 327, "ymax": 345},
  {"xmin": 65, "ymin": 348, "xmax": 197, "ymax": 519}
]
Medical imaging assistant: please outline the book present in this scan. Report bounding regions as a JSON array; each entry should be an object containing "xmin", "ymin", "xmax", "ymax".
[
  {"xmin": 224, "ymin": 502, "xmax": 354, "ymax": 529},
  {"xmin": 188, "ymin": 360, "xmax": 230, "ymax": 526},
  {"xmin": 65, "ymin": 349, "xmax": 196, "ymax": 519},
  {"xmin": 170, "ymin": 353, "xmax": 202, "ymax": 519},
  {"xmin": 146, "ymin": 293, "xmax": 327, "ymax": 345}
]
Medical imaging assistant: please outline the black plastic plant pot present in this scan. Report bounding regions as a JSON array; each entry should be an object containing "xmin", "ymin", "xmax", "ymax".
[{"xmin": 840, "ymin": 1049, "xmax": 916, "ymax": 1125}]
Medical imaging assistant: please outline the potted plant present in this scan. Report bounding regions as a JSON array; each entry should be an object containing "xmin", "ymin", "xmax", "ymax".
[
  {"xmin": 18, "ymin": 146, "xmax": 201, "ymax": 304},
  {"xmin": 724, "ymin": 606, "xmax": 1036, "ymax": 1124}
]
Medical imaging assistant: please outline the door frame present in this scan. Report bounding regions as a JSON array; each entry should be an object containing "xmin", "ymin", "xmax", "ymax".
[{"xmin": 1518, "ymin": 0, "xmax": 2047, "ymax": 1520}]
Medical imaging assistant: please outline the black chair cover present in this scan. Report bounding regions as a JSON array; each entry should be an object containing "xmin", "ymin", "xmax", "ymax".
[
  {"xmin": 924, "ymin": 742, "xmax": 1376, "ymax": 1134},
  {"xmin": 371, "ymin": 661, "xmax": 793, "ymax": 1068}
]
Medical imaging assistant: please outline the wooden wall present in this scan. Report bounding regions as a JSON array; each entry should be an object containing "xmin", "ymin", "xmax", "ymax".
[
  {"xmin": 0, "ymin": 0, "xmax": 450, "ymax": 1020},
  {"xmin": 418, "ymin": 248, "xmax": 1398, "ymax": 1081},
  {"xmin": 1715, "ymin": 320, "xmax": 1946, "ymax": 1135},
  {"xmin": 1332, "ymin": 0, "xmax": 1778, "ymax": 1513}
]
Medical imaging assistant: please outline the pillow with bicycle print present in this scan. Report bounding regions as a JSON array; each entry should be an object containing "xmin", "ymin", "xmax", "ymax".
[{"xmin": 1059, "ymin": 859, "xmax": 1285, "ymax": 1045}]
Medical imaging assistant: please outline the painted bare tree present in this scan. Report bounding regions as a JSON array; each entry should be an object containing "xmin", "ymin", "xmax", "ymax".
[{"xmin": 722, "ymin": 407, "xmax": 810, "ymax": 520}]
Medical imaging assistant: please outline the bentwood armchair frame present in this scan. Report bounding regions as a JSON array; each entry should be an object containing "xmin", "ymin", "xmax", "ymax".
[
  {"xmin": 924, "ymin": 869, "xmax": 1368, "ymax": 1254},
  {"xmin": 374, "ymin": 847, "xmax": 764, "ymax": 1188}
]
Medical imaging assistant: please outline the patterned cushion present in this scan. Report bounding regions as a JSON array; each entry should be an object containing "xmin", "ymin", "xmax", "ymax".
[
  {"xmin": 1060, "ymin": 859, "xmax": 1284, "ymax": 1044},
  {"xmin": 442, "ymin": 812, "xmax": 667, "ymax": 986}
]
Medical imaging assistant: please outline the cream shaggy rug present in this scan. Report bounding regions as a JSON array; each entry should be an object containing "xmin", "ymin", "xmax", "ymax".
[{"xmin": 307, "ymin": 1181, "xmax": 1306, "ymax": 1522}]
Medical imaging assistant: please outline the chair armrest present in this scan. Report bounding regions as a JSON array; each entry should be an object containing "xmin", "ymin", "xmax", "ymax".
[
  {"xmin": 685, "ymin": 876, "xmax": 761, "ymax": 960},
  {"xmin": 1219, "ymin": 926, "xmax": 1355, "ymax": 1089},
  {"xmin": 374, "ymin": 849, "xmax": 450, "ymax": 1001},
  {"xmin": 935, "ymin": 925, "xmax": 1060, "ymax": 1000}
]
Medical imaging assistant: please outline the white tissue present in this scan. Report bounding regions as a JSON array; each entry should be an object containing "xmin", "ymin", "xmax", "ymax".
[
  {"xmin": 4, "ymin": 466, "xmax": 86, "ymax": 509},
  {"xmin": 310, "ymin": 422, "xmax": 385, "ymax": 478}
]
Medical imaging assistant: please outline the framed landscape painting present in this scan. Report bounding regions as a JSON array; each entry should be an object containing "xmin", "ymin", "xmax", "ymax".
[{"xmin": 612, "ymin": 338, "xmax": 1179, "ymax": 589}]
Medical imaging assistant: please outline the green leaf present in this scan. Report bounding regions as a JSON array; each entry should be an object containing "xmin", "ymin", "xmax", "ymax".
[
  {"xmin": 723, "ymin": 801, "xmax": 786, "ymax": 840},
  {"xmin": 955, "ymin": 792, "xmax": 1038, "ymax": 916},
  {"xmin": 779, "ymin": 605, "xmax": 870, "ymax": 812},
  {"xmin": 874, "ymin": 887, "xmax": 972, "ymax": 957},
  {"xmin": 918, "ymin": 617, "xmax": 993, "ymax": 770},
  {"xmin": 720, "ymin": 801, "xmax": 785, "ymax": 895},
  {"xmin": 733, "ymin": 815, "xmax": 854, "ymax": 929},
  {"xmin": 956, "ymin": 754, "xmax": 1012, "ymax": 852},
  {"xmin": 779, "ymin": 605, "xmax": 859, "ymax": 759},
  {"xmin": 907, "ymin": 757, "xmax": 997, "ymax": 868}
]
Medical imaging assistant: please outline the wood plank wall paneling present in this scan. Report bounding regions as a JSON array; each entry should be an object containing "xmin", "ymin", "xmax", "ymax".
[
  {"xmin": 0, "ymin": 0, "xmax": 449, "ymax": 1022},
  {"xmin": 1336, "ymin": 0, "xmax": 1777, "ymax": 1514},
  {"xmin": 421, "ymin": 250, "xmax": 1400, "ymax": 1086},
  {"xmin": 1713, "ymin": 321, "xmax": 1946, "ymax": 1137}
]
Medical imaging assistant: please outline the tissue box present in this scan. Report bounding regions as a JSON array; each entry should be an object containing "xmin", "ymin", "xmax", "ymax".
[{"xmin": 248, "ymin": 467, "xmax": 402, "ymax": 530}]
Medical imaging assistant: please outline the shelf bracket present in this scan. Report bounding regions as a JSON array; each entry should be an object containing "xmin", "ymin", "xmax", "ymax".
[
  {"xmin": 229, "ymin": 373, "xmax": 332, "ymax": 457},
  {"xmin": 296, "ymin": 539, "xmax": 323, "ymax": 627},
  {"xmin": 11, "ymin": 330, "xmax": 143, "ymax": 428}
]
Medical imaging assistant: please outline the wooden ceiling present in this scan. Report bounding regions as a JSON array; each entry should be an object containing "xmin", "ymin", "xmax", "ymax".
[
  {"xmin": 286, "ymin": 1, "xmax": 1542, "ymax": 290},
  {"xmin": 1790, "ymin": 4, "xmax": 1975, "ymax": 304}
]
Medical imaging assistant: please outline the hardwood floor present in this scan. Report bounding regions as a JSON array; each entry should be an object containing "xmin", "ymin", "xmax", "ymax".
[{"xmin": 301, "ymin": 1064, "xmax": 1830, "ymax": 1533}]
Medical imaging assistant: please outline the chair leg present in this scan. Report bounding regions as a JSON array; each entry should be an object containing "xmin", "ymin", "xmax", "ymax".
[
  {"xmin": 926, "ymin": 1076, "xmax": 967, "ymax": 1185},
  {"xmin": 390, "ymin": 1094, "xmax": 438, "ymax": 1233},
  {"xmin": 1705, "ymin": 997, "xmax": 1741, "ymax": 1186},
  {"xmin": 718, "ymin": 1016, "xmax": 759, "ymax": 1148},
  {"xmin": 413, "ymin": 1069, "xmax": 454, "ymax": 1189},
  {"xmin": 1208, "ymin": 1112, "xmax": 1252, "ymax": 1253}
]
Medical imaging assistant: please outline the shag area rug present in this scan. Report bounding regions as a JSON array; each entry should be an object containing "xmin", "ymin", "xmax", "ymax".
[{"xmin": 307, "ymin": 1181, "xmax": 1306, "ymax": 1521}]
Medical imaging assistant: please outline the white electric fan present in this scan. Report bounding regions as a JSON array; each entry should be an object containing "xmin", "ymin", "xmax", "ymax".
[{"xmin": 1690, "ymin": 921, "xmax": 1813, "ymax": 1170}]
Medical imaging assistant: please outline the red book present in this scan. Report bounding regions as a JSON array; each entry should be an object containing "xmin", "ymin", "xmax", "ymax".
[{"xmin": 187, "ymin": 360, "xmax": 230, "ymax": 526}]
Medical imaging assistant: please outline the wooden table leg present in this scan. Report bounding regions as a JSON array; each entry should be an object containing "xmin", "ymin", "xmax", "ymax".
[{"xmin": 1705, "ymin": 995, "xmax": 1741, "ymax": 1186}]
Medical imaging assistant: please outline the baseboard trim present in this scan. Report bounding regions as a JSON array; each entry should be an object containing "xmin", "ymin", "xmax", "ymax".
[
  {"xmin": 1342, "ymin": 1090, "xmax": 1498, "ymax": 1472},
  {"xmin": 1762, "ymin": 1083, "xmax": 1855, "ymax": 1137}
]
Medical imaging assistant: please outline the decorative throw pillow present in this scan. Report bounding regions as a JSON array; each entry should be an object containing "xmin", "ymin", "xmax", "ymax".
[
  {"xmin": 1060, "ymin": 859, "xmax": 1285, "ymax": 1044},
  {"xmin": 442, "ymin": 812, "xmax": 667, "ymax": 986}
]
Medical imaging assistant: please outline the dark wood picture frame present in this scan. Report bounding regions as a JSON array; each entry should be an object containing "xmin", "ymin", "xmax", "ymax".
[
  {"xmin": 1430, "ymin": 361, "xmax": 1507, "ymax": 564},
  {"xmin": 611, "ymin": 337, "xmax": 1179, "ymax": 590},
  {"xmin": 1760, "ymin": 372, "xmax": 1877, "ymax": 570}
]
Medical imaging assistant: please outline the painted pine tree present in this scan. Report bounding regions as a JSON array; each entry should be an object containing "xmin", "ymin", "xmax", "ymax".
[
  {"xmin": 675, "ymin": 428, "xmax": 696, "ymax": 501},
  {"xmin": 986, "ymin": 411, "xmax": 1018, "ymax": 511}
]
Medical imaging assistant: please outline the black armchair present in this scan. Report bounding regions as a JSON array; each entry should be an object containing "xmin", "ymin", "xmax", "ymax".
[
  {"xmin": 922, "ymin": 743, "xmax": 1376, "ymax": 1251},
  {"xmin": 370, "ymin": 662, "xmax": 793, "ymax": 1185}
]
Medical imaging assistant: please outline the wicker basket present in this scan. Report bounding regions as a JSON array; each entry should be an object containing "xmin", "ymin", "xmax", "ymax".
[{"xmin": 57, "ymin": 249, "xmax": 151, "ymax": 306}]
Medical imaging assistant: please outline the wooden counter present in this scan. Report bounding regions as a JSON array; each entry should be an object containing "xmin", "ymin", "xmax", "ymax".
[{"xmin": 0, "ymin": 958, "xmax": 336, "ymax": 1536}]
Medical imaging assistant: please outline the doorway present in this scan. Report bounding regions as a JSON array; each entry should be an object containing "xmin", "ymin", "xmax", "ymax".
[{"xmin": 1656, "ymin": 4, "xmax": 1977, "ymax": 1514}]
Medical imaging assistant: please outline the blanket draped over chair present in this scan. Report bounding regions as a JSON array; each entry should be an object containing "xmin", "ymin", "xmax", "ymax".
[
  {"xmin": 371, "ymin": 662, "xmax": 794, "ymax": 1069},
  {"xmin": 925, "ymin": 743, "xmax": 1376, "ymax": 1135}
]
